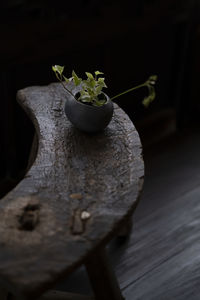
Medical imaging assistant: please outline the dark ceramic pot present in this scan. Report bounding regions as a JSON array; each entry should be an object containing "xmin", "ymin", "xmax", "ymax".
[{"xmin": 64, "ymin": 93, "xmax": 114, "ymax": 133}]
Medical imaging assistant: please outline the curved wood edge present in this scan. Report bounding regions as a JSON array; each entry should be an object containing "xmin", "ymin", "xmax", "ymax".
[{"xmin": 0, "ymin": 83, "xmax": 144, "ymax": 300}]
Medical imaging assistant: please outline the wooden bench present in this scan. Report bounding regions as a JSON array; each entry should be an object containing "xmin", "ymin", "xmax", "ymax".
[{"xmin": 0, "ymin": 83, "xmax": 144, "ymax": 300}]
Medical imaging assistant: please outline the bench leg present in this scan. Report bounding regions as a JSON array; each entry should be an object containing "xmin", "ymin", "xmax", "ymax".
[
  {"xmin": 4, "ymin": 247, "xmax": 124, "ymax": 300},
  {"xmin": 117, "ymin": 218, "xmax": 133, "ymax": 239},
  {"xmin": 85, "ymin": 247, "xmax": 124, "ymax": 300}
]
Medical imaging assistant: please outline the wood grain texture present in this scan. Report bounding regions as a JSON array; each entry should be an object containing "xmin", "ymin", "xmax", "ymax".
[
  {"xmin": 0, "ymin": 83, "xmax": 144, "ymax": 299},
  {"xmin": 118, "ymin": 183, "xmax": 200, "ymax": 300},
  {"xmin": 47, "ymin": 130, "xmax": 200, "ymax": 299},
  {"xmin": 114, "ymin": 186, "xmax": 200, "ymax": 290}
]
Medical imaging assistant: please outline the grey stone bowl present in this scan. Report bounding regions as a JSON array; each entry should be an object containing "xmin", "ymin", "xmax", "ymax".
[{"xmin": 64, "ymin": 93, "xmax": 114, "ymax": 133}]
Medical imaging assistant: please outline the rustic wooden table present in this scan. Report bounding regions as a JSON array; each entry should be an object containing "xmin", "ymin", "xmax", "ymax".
[{"xmin": 0, "ymin": 83, "xmax": 144, "ymax": 300}]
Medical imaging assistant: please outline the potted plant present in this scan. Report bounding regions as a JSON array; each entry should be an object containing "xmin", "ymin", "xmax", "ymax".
[{"xmin": 52, "ymin": 65, "xmax": 157, "ymax": 133}]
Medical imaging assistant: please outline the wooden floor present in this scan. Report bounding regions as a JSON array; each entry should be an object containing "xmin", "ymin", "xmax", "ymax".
[{"xmin": 56, "ymin": 127, "xmax": 200, "ymax": 299}]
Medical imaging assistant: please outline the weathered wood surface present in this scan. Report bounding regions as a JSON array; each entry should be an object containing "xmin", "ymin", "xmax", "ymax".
[
  {"xmin": 0, "ymin": 83, "xmax": 144, "ymax": 299},
  {"xmin": 50, "ymin": 130, "xmax": 200, "ymax": 299}
]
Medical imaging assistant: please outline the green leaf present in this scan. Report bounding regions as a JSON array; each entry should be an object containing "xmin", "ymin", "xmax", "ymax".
[
  {"xmin": 72, "ymin": 70, "xmax": 81, "ymax": 86},
  {"xmin": 85, "ymin": 72, "xmax": 94, "ymax": 80},
  {"xmin": 90, "ymin": 80, "xmax": 96, "ymax": 88},
  {"xmin": 63, "ymin": 75, "xmax": 69, "ymax": 83},
  {"xmin": 86, "ymin": 87, "xmax": 94, "ymax": 95},
  {"xmin": 98, "ymin": 77, "xmax": 107, "ymax": 88},
  {"xmin": 95, "ymin": 71, "xmax": 104, "ymax": 76},
  {"xmin": 95, "ymin": 85, "xmax": 103, "ymax": 95},
  {"xmin": 142, "ymin": 96, "xmax": 152, "ymax": 107},
  {"xmin": 83, "ymin": 79, "xmax": 96, "ymax": 89},
  {"xmin": 93, "ymin": 99, "xmax": 106, "ymax": 106},
  {"xmin": 80, "ymin": 90, "xmax": 88, "ymax": 98},
  {"xmin": 147, "ymin": 75, "xmax": 157, "ymax": 85},
  {"xmin": 80, "ymin": 95, "xmax": 91, "ymax": 102},
  {"xmin": 52, "ymin": 65, "xmax": 64, "ymax": 75},
  {"xmin": 142, "ymin": 85, "xmax": 156, "ymax": 107},
  {"xmin": 149, "ymin": 75, "xmax": 157, "ymax": 81}
]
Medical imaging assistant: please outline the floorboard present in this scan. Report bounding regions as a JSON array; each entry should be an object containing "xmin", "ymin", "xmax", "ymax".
[
  {"xmin": 111, "ymin": 129, "xmax": 200, "ymax": 299},
  {"xmin": 112, "ymin": 187, "xmax": 200, "ymax": 296}
]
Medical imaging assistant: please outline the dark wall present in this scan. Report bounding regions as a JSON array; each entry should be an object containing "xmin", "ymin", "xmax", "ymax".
[{"xmin": 0, "ymin": 0, "xmax": 200, "ymax": 196}]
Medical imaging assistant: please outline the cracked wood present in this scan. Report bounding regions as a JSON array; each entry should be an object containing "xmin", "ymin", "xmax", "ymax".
[{"xmin": 0, "ymin": 82, "xmax": 144, "ymax": 300}]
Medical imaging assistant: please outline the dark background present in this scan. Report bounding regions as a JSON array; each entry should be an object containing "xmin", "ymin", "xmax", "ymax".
[{"xmin": 1, "ymin": 0, "xmax": 200, "ymax": 197}]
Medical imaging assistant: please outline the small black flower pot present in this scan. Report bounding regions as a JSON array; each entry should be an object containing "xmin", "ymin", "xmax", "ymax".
[{"xmin": 64, "ymin": 93, "xmax": 114, "ymax": 133}]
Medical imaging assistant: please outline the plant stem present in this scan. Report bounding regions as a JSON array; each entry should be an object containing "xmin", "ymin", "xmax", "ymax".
[
  {"xmin": 55, "ymin": 73, "xmax": 77, "ymax": 100},
  {"xmin": 110, "ymin": 83, "xmax": 146, "ymax": 101},
  {"xmin": 60, "ymin": 81, "xmax": 77, "ymax": 99}
]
